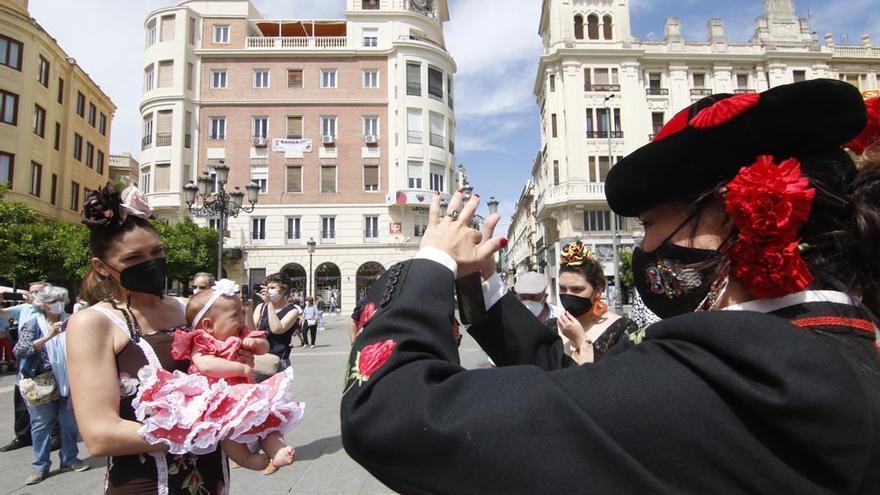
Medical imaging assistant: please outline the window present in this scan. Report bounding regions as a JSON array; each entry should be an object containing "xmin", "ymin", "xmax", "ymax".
[
  {"xmin": 692, "ymin": 73, "xmax": 706, "ymax": 88},
  {"xmin": 574, "ymin": 15, "xmax": 584, "ymax": 40},
  {"xmin": 213, "ymin": 25, "xmax": 230, "ymax": 44},
  {"xmin": 209, "ymin": 117, "xmax": 226, "ymax": 140},
  {"xmin": 736, "ymin": 74, "xmax": 749, "ymax": 89},
  {"xmin": 251, "ymin": 165, "xmax": 268, "ymax": 193},
  {"xmin": 70, "ymin": 182, "xmax": 80, "ymax": 210},
  {"xmin": 160, "ymin": 15, "xmax": 175, "ymax": 42},
  {"xmin": 287, "ymin": 69, "xmax": 303, "ymax": 88},
  {"xmin": 88, "ymin": 103, "xmax": 97, "ymax": 127},
  {"xmin": 651, "ymin": 112, "xmax": 665, "ymax": 135},
  {"xmin": 363, "ymin": 69, "xmax": 379, "ymax": 88},
  {"xmin": 549, "ymin": 74, "xmax": 556, "ymax": 92},
  {"xmin": 840, "ymin": 73, "xmax": 866, "ymax": 89},
  {"xmin": 251, "ymin": 218, "xmax": 266, "ymax": 241},
  {"xmin": 362, "ymin": 28, "xmax": 378, "ymax": 47},
  {"xmin": 86, "ymin": 142, "xmax": 95, "ymax": 168},
  {"xmin": 54, "ymin": 122, "xmax": 61, "ymax": 150},
  {"xmin": 603, "ymin": 15, "xmax": 613, "ymax": 40},
  {"xmin": 286, "ymin": 165, "xmax": 302, "ymax": 193},
  {"xmin": 97, "ymin": 150, "xmax": 105, "ymax": 174},
  {"xmin": 0, "ymin": 152, "xmax": 13, "ymax": 186},
  {"xmin": 598, "ymin": 156, "xmax": 611, "ymax": 181},
  {"xmin": 76, "ymin": 92, "xmax": 85, "ymax": 117},
  {"xmin": 321, "ymin": 69, "xmax": 337, "ymax": 88},
  {"xmin": 0, "ymin": 35, "xmax": 23, "ymax": 70},
  {"xmin": 73, "ymin": 134, "xmax": 83, "ymax": 161},
  {"xmin": 407, "ymin": 108, "xmax": 423, "ymax": 144},
  {"xmin": 430, "ymin": 165, "xmax": 444, "ymax": 192},
  {"xmin": 448, "ymin": 75, "xmax": 454, "ymax": 109},
  {"xmin": 321, "ymin": 166, "xmax": 337, "ymax": 193},
  {"xmin": 253, "ymin": 69, "xmax": 270, "ymax": 88},
  {"xmin": 99, "ymin": 113, "xmax": 107, "ymax": 135},
  {"xmin": 29, "ymin": 162, "xmax": 42, "ymax": 197},
  {"xmin": 363, "ymin": 116, "xmax": 379, "ymax": 138},
  {"xmin": 587, "ymin": 14, "xmax": 599, "ymax": 40},
  {"xmin": 146, "ymin": 19, "xmax": 157, "ymax": 46},
  {"xmin": 553, "ymin": 160, "xmax": 560, "ymax": 186},
  {"xmin": 144, "ymin": 65, "xmax": 155, "ymax": 91},
  {"xmin": 252, "ymin": 116, "xmax": 268, "ymax": 139},
  {"xmin": 38, "ymin": 56, "xmax": 50, "ymax": 87},
  {"xmin": 286, "ymin": 116, "xmax": 303, "ymax": 139},
  {"xmin": 211, "ymin": 70, "xmax": 227, "ymax": 89},
  {"xmin": 140, "ymin": 166, "xmax": 152, "ymax": 194},
  {"xmin": 414, "ymin": 213, "xmax": 428, "ymax": 237},
  {"xmin": 364, "ymin": 165, "xmax": 379, "ymax": 192},
  {"xmin": 158, "ymin": 60, "xmax": 173, "ymax": 88},
  {"xmin": 33, "ymin": 104, "xmax": 45, "ymax": 137},
  {"xmin": 184, "ymin": 111, "xmax": 192, "ymax": 148},
  {"xmin": 584, "ymin": 210, "xmax": 612, "ymax": 232},
  {"xmin": 57, "ymin": 78, "xmax": 64, "ymax": 104},
  {"xmin": 407, "ymin": 161, "xmax": 422, "ymax": 189},
  {"xmin": 142, "ymin": 115, "xmax": 153, "ymax": 148},
  {"xmin": 50, "ymin": 174, "xmax": 57, "ymax": 205},
  {"xmin": 648, "ymin": 72, "xmax": 662, "ymax": 89},
  {"xmin": 365, "ymin": 216, "xmax": 379, "ymax": 240},
  {"xmin": 286, "ymin": 217, "xmax": 301, "ymax": 242},
  {"xmin": 793, "ymin": 70, "xmax": 806, "ymax": 83},
  {"xmin": 1, "ymin": 90, "xmax": 18, "ymax": 125},
  {"xmin": 428, "ymin": 67, "xmax": 444, "ymax": 100},
  {"xmin": 551, "ymin": 114, "xmax": 558, "ymax": 138},
  {"xmin": 429, "ymin": 112, "xmax": 444, "ymax": 148},
  {"xmin": 321, "ymin": 217, "xmax": 336, "ymax": 241},
  {"xmin": 186, "ymin": 63, "xmax": 194, "ymax": 90},
  {"xmin": 321, "ymin": 116, "xmax": 337, "ymax": 138},
  {"xmin": 189, "ymin": 17, "xmax": 196, "ymax": 45},
  {"xmin": 406, "ymin": 62, "xmax": 421, "ymax": 96}
]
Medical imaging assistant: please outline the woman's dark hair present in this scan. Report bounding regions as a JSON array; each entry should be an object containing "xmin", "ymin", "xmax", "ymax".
[
  {"xmin": 559, "ymin": 262, "xmax": 607, "ymax": 295},
  {"xmin": 264, "ymin": 273, "xmax": 293, "ymax": 296}
]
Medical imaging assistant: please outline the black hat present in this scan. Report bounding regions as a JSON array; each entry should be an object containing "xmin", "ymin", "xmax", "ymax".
[{"xmin": 605, "ymin": 79, "xmax": 868, "ymax": 217}]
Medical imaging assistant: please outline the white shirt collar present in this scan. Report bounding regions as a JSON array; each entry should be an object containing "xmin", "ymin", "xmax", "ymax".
[{"xmin": 722, "ymin": 290, "xmax": 856, "ymax": 314}]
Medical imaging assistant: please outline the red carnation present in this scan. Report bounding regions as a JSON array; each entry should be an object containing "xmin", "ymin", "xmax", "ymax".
[
  {"xmin": 846, "ymin": 96, "xmax": 880, "ymax": 155},
  {"xmin": 730, "ymin": 238, "xmax": 813, "ymax": 299},
  {"xmin": 689, "ymin": 92, "xmax": 760, "ymax": 130},
  {"xmin": 725, "ymin": 156, "xmax": 815, "ymax": 240}
]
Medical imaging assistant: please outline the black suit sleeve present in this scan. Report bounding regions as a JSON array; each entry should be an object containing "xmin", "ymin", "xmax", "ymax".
[{"xmin": 467, "ymin": 291, "xmax": 576, "ymax": 370}]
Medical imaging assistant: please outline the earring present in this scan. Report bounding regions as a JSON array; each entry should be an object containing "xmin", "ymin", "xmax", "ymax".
[{"xmin": 592, "ymin": 297, "xmax": 608, "ymax": 317}]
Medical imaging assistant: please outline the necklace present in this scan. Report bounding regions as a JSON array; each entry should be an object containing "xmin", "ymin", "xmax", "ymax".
[{"xmin": 109, "ymin": 294, "xmax": 143, "ymax": 343}]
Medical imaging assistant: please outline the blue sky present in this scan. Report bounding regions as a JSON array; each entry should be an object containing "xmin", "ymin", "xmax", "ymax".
[{"xmin": 28, "ymin": 0, "xmax": 880, "ymax": 235}]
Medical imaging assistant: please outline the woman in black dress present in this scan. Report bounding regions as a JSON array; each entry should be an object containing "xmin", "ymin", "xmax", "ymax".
[{"xmin": 253, "ymin": 273, "xmax": 301, "ymax": 370}]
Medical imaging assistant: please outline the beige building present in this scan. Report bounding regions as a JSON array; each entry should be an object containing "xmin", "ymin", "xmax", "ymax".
[
  {"xmin": 139, "ymin": 0, "xmax": 456, "ymax": 310},
  {"xmin": 516, "ymin": 0, "xmax": 880, "ymax": 303},
  {"xmin": 0, "ymin": 0, "xmax": 115, "ymax": 223},
  {"xmin": 109, "ymin": 152, "xmax": 140, "ymax": 188}
]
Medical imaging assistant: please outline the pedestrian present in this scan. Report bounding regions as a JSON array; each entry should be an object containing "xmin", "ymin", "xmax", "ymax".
[
  {"xmin": 0, "ymin": 311, "xmax": 14, "ymax": 369},
  {"xmin": 14, "ymin": 286, "xmax": 89, "ymax": 485},
  {"xmin": 302, "ymin": 297, "xmax": 319, "ymax": 348},
  {"xmin": 72, "ymin": 296, "xmax": 88, "ymax": 314},
  {"xmin": 341, "ymin": 80, "xmax": 880, "ymax": 493},
  {"xmin": 329, "ymin": 293, "xmax": 337, "ymax": 315},
  {"xmin": 189, "ymin": 272, "xmax": 215, "ymax": 296},
  {"xmin": 512, "ymin": 272, "xmax": 562, "ymax": 326},
  {"xmin": 252, "ymin": 273, "xmax": 301, "ymax": 372},
  {"xmin": 67, "ymin": 184, "xmax": 228, "ymax": 493}
]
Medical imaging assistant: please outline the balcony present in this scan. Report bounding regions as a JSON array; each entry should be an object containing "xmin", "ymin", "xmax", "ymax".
[
  {"xmin": 141, "ymin": 135, "xmax": 152, "ymax": 150},
  {"xmin": 734, "ymin": 88, "xmax": 757, "ymax": 94},
  {"xmin": 586, "ymin": 130, "xmax": 624, "ymax": 139},
  {"xmin": 537, "ymin": 181, "xmax": 607, "ymax": 213},
  {"xmin": 406, "ymin": 82, "xmax": 422, "ymax": 96},
  {"xmin": 407, "ymin": 130, "xmax": 423, "ymax": 144},
  {"xmin": 585, "ymin": 84, "xmax": 621, "ymax": 92},
  {"xmin": 399, "ymin": 34, "xmax": 447, "ymax": 52},
  {"xmin": 156, "ymin": 132, "xmax": 172, "ymax": 147},
  {"xmin": 429, "ymin": 132, "xmax": 445, "ymax": 148},
  {"xmin": 362, "ymin": 0, "xmax": 380, "ymax": 9},
  {"xmin": 245, "ymin": 36, "xmax": 348, "ymax": 50},
  {"xmin": 448, "ymin": 139, "xmax": 455, "ymax": 154},
  {"xmin": 690, "ymin": 88, "xmax": 713, "ymax": 97},
  {"xmin": 646, "ymin": 87, "xmax": 669, "ymax": 96}
]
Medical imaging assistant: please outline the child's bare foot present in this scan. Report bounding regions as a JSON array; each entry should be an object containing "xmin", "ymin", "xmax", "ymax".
[
  {"xmin": 239, "ymin": 452, "xmax": 270, "ymax": 471},
  {"xmin": 271, "ymin": 446, "xmax": 295, "ymax": 468}
]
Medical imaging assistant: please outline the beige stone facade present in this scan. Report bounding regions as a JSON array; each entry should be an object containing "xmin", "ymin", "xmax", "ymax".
[
  {"xmin": 108, "ymin": 152, "xmax": 139, "ymax": 188},
  {"xmin": 0, "ymin": 0, "xmax": 115, "ymax": 223}
]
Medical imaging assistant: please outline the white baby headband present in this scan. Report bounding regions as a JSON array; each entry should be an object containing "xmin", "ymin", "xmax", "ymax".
[{"xmin": 191, "ymin": 279, "xmax": 240, "ymax": 328}]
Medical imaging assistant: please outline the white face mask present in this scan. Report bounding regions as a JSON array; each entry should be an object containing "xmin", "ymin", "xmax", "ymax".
[
  {"xmin": 47, "ymin": 302, "xmax": 65, "ymax": 315},
  {"xmin": 521, "ymin": 300, "xmax": 545, "ymax": 318},
  {"xmin": 192, "ymin": 288, "xmax": 203, "ymax": 295},
  {"xmin": 267, "ymin": 288, "xmax": 281, "ymax": 300}
]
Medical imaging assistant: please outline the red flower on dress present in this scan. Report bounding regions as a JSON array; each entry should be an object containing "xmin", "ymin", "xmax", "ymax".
[
  {"xmin": 347, "ymin": 339, "xmax": 396, "ymax": 389},
  {"xmin": 356, "ymin": 302, "xmax": 377, "ymax": 337},
  {"xmin": 689, "ymin": 93, "xmax": 760, "ymax": 129},
  {"xmin": 724, "ymin": 155, "xmax": 815, "ymax": 299},
  {"xmin": 846, "ymin": 96, "xmax": 880, "ymax": 155}
]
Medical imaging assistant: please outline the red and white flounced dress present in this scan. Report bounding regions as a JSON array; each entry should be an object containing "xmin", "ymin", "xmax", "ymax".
[{"xmin": 133, "ymin": 327, "xmax": 305, "ymax": 455}]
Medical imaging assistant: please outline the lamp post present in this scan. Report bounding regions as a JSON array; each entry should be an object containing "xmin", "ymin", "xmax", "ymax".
[
  {"xmin": 183, "ymin": 160, "xmax": 260, "ymax": 279},
  {"xmin": 306, "ymin": 237, "xmax": 316, "ymax": 300},
  {"xmin": 603, "ymin": 94, "xmax": 622, "ymax": 312}
]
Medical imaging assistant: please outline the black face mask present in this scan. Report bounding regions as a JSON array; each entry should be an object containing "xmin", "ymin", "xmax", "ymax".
[
  {"xmin": 632, "ymin": 214, "xmax": 721, "ymax": 320},
  {"xmin": 560, "ymin": 294, "xmax": 593, "ymax": 318},
  {"xmin": 116, "ymin": 258, "xmax": 167, "ymax": 298}
]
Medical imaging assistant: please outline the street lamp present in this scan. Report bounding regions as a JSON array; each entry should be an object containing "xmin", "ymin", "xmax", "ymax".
[
  {"xmin": 307, "ymin": 237, "xmax": 316, "ymax": 300},
  {"xmin": 604, "ymin": 93, "xmax": 623, "ymax": 312},
  {"xmin": 487, "ymin": 196, "xmax": 500, "ymax": 215},
  {"xmin": 184, "ymin": 160, "xmax": 259, "ymax": 279}
]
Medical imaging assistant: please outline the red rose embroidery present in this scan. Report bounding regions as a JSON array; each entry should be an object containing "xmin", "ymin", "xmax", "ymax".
[
  {"xmin": 346, "ymin": 340, "xmax": 396, "ymax": 391},
  {"xmin": 846, "ymin": 96, "xmax": 880, "ymax": 155},
  {"xmin": 689, "ymin": 92, "xmax": 760, "ymax": 129},
  {"xmin": 356, "ymin": 302, "xmax": 377, "ymax": 337}
]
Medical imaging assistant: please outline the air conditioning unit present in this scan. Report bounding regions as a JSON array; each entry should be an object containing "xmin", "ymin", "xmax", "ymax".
[
  {"xmin": 322, "ymin": 135, "xmax": 336, "ymax": 144},
  {"xmin": 364, "ymin": 134, "xmax": 377, "ymax": 144},
  {"xmin": 252, "ymin": 137, "xmax": 268, "ymax": 147}
]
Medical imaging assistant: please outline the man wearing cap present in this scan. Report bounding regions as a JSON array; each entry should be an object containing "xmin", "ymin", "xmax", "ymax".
[{"xmin": 513, "ymin": 272, "xmax": 562, "ymax": 326}]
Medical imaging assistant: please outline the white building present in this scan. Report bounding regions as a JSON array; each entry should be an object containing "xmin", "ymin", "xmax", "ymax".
[
  {"xmin": 517, "ymin": 0, "xmax": 880, "ymax": 303},
  {"xmin": 138, "ymin": 0, "xmax": 456, "ymax": 310}
]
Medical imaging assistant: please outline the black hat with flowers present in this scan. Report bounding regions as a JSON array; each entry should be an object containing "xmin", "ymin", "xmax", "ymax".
[{"xmin": 605, "ymin": 79, "xmax": 867, "ymax": 217}]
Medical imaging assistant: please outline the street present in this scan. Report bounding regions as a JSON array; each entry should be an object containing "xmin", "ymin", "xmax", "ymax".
[{"xmin": 0, "ymin": 315, "xmax": 491, "ymax": 495}]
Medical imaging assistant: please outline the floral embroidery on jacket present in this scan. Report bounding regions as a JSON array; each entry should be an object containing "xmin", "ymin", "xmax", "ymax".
[{"xmin": 345, "ymin": 340, "xmax": 396, "ymax": 392}]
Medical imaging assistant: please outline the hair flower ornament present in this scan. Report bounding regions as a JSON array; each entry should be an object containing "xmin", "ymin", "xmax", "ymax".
[
  {"xmin": 120, "ymin": 185, "xmax": 154, "ymax": 220},
  {"xmin": 190, "ymin": 279, "xmax": 240, "ymax": 328},
  {"xmin": 560, "ymin": 241, "xmax": 594, "ymax": 267}
]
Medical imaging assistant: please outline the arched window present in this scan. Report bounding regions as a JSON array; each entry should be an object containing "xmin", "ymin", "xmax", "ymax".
[
  {"xmin": 603, "ymin": 15, "xmax": 613, "ymax": 40},
  {"xmin": 587, "ymin": 15, "xmax": 600, "ymax": 40},
  {"xmin": 573, "ymin": 15, "xmax": 584, "ymax": 40}
]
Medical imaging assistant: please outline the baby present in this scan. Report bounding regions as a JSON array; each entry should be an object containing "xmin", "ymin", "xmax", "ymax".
[{"xmin": 134, "ymin": 280, "xmax": 305, "ymax": 471}]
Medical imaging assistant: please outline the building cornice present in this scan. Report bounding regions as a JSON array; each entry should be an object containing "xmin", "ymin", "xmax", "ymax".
[{"xmin": 195, "ymin": 99, "xmax": 389, "ymax": 107}]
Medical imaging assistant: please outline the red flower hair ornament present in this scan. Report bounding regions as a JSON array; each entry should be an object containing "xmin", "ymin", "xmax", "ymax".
[
  {"xmin": 724, "ymin": 155, "xmax": 816, "ymax": 299},
  {"xmin": 846, "ymin": 96, "xmax": 880, "ymax": 155}
]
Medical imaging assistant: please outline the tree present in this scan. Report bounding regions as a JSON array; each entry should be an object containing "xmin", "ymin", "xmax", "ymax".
[
  {"xmin": 619, "ymin": 250, "xmax": 634, "ymax": 291},
  {"xmin": 152, "ymin": 217, "xmax": 218, "ymax": 286}
]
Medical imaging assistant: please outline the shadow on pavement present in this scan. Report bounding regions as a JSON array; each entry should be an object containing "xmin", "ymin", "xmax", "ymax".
[{"xmin": 294, "ymin": 434, "xmax": 343, "ymax": 462}]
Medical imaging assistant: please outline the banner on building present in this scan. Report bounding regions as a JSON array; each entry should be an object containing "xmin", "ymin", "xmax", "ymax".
[{"xmin": 272, "ymin": 139, "xmax": 313, "ymax": 153}]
